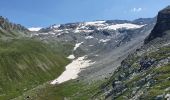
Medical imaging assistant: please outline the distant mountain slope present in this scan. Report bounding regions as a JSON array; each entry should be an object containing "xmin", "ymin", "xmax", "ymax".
[
  {"xmin": 31, "ymin": 18, "xmax": 155, "ymax": 81},
  {"xmin": 15, "ymin": 18, "xmax": 157, "ymax": 100},
  {"xmin": 0, "ymin": 16, "xmax": 29, "ymax": 39},
  {"xmin": 0, "ymin": 17, "xmax": 73, "ymax": 100},
  {"xmin": 94, "ymin": 6, "xmax": 170, "ymax": 100}
]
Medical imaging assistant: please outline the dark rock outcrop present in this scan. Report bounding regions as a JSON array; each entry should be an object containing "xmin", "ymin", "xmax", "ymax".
[{"xmin": 145, "ymin": 6, "xmax": 170, "ymax": 43}]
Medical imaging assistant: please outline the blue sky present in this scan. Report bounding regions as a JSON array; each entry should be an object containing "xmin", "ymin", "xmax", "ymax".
[{"xmin": 0, "ymin": 0, "xmax": 170, "ymax": 27}]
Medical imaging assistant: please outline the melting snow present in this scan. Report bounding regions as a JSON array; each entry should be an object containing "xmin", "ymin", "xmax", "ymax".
[
  {"xmin": 53, "ymin": 25, "xmax": 60, "ymax": 28},
  {"xmin": 85, "ymin": 36, "xmax": 94, "ymax": 39},
  {"xmin": 54, "ymin": 29, "xmax": 63, "ymax": 32},
  {"xmin": 39, "ymin": 33, "xmax": 49, "ymax": 35},
  {"xmin": 74, "ymin": 42, "xmax": 83, "ymax": 51},
  {"xmin": 67, "ymin": 54, "xmax": 75, "ymax": 59},
  {"xmin": 74, "ymin": 29, "xmax": 94, "ymax": 33},
  {"xmin": 74, "ymin": 28, "xmax": 80, "ymax": 33},
  {"xmin": 48, "ymin": 32, "xmax": 56, "ymax": 35},
  {"xmin": 99, "ymin": 39, "xmax": 111, "ymax": 43},
  {"xmin": 51, "ymin": 56, "xmax": 95, "ymax": 84},
  {"xmin": 28, "ymin": 27, "xmax": 42, "ymax": 31},
  {"xmin": 103, "ymin": 23, "xmax": 145, "ymax": 30},
  {"xmin": 56, "ymin": 33, "xmax": 63, "ymax": 37},
  {"xmin": 85, "ymin": 21, "xmax": 106, "ymax": 26}
]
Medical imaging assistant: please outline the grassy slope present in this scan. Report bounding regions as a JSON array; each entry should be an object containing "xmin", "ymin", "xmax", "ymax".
[
  {"xmin": 14, "ymin": 80, "xmax": 104, "ymax": 100},
  {"xmin": 0, "ymin": 39, "xmax": 72, "ymax": 100},
  {"xmin": 0, "ymin": 28, "xmax": 27, "ymax": 39}
]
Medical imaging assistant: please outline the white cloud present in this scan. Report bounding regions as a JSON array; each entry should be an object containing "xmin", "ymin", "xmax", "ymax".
[{"xmin": 131, "ymin": 8, "xmax": 142, "ymax": 12}]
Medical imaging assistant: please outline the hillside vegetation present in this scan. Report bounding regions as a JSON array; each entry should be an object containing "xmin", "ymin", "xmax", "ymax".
[{"xmin": 0, "ymin": 39, "xmax": 71, "ymax": 100}]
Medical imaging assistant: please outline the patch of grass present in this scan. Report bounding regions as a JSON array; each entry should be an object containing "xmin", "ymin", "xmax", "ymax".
[
  {"xmin": 148, "ymin": 46, "xmax": 170, "ymax": 60},
  {"xmin": 143, "ymin": 80, "xmax": 170, "ymax": 99},
  {"xmin": 155, "ymin": 64, "xmax": 170, "ymax": 73}
]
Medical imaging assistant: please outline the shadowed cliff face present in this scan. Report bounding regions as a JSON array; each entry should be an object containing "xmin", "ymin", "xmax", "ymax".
[{"xmin": 145, "ymin": 6, "xmax": 170, "ymax": 43}]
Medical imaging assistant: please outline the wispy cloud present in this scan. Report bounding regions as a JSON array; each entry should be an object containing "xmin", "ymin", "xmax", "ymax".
[{"xmin": 131, "ymin": 8, "xmax": 142, "ymax": 12}]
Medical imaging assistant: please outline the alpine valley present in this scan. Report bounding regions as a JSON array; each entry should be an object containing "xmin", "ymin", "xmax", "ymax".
[{"xmin": 0, "ymin": 6, "xmax": 170, "ymax": 100}]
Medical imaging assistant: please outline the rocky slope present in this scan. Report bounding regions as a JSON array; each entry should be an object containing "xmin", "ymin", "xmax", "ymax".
[
  {"xmin": 94, "ymin": 6, "xmax": 170, "ymax": 100},
  {"xmin": 32, "ymin": 18, "xmax": 155, "ymax": 82}
]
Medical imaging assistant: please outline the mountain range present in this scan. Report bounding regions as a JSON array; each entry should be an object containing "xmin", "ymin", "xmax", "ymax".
[{"xmin": 0, "ymin": 6, "xmax": 170, "ymax": 100}]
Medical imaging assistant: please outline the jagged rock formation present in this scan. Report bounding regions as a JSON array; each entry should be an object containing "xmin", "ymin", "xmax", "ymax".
[{"xmin": 0, "ymin": 16, "xmax": 29, "ymax": 38}]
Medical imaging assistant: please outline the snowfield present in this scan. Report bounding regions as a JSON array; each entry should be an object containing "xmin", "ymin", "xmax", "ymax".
[
  {"xmin": 73, "ymin": 42, "xmax": 83, "ymax": 51},
  {"xmin": 103, "ymin": 23, "xmax": 145, "ymax": 30},
  {"xmin": 67, "ymin": 54, "xmax": 75, "ymax": 59},
  {"xmin": 85, "ymin": 21, "xmax": 106, "ymax": 26},
  {"xmin": 28, "ymin": 27, "xmax": 42, "ymax": 31},
  {"xmin": 51, "ymin": 56, "xmax": 95, "ymax": 84}
]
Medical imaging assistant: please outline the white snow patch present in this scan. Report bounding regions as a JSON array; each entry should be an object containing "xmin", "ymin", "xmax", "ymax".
[
  {"xmin": 85, "ymin": 21, "xmax": 106, "ymax": 26},
  {"xmin": 74, "ymin": 28, "xmax": 80, "ymax": 33},
  {"xmin": 39, "ymin": 33, "xmax": 49, "ymax": 35},
  {"xmin": 99, "ymin": 39, "xmax": 111, "ymax": 43},
  {"xmin": 48, "ymin": 32, "xmax": 56, "ymax": 35},
  {"xmin": 163, "ymin": 42, "xmax": 170, "ymax": 46},
  {"xmin": 28, "ymin": 27, "xmax": 42, "ymax": 31},
  {"xmin": 53, "ymin": 25, "xmax": 60, "ymax": 28},
  {"xmin": 67, "ymin": 54, "xmax": 75, "ymax": 59},
  {"xmin": 103, "ymin": 23, "xmax": 145, "ymax": 30},
  {"xmin": 50, "ymin": 56, "xmax": 95, "ymax": 84},
  {"xmin": 74, "ymin": 29, "xmax": 93, "ymax": 33},
  {"xmin": 74, "ymin": 42, "xmax": 83, "ymax": 51},
  {"xmin": 85, "ymin": 36, "xmax": 94, "ymax": 39},
  {"xmin": 82, "ymin": 30, "xmax": 94, "ymax": 33},
  {"xmin": 54, "ymin": 29, "xmax": 63, "ymax": 32},
  {"xmin": 56, "ymin": 33, "xmax": 63, "ymax": 37}
]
